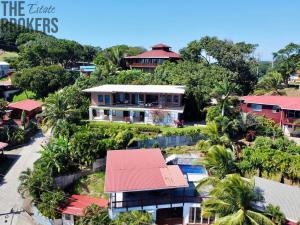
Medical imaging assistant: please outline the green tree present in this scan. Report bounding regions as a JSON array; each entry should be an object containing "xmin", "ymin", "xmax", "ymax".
[
  {"xmin": 37, "ymin": 190, "xmax": 66, "ymax": 219},
  {"xmin": 265, "ymin": 204, "xmax": 286, "ymax": 225},
  {"xmin": 212, "ymin": 77, "xmax": 238, "ymax": 117},
  {"xmin": 273, "ymin": 43, "xmax": 300, "ymax": 85},
  {"xmin": 111, "ymin": 211, "xmax": 154, "ymax": 225},
  {"xmin": 257, "ymin": 71, "xmax": 283, "ymax": 95},
  {"xmin": 202, "ymin": 174, "xmax": 274, "ymax": 225},
  {"xmin": 180, "ymin": 36, "xmax": 258, "ymax": 94},
  {"xmin": 76, "ymin": 204, "xmax": 110, "ymax": 225},
  {"xmin": 12, "ymin": 65, "xmax": 79, "ymax": 98},
  {"xmin": 42, "ymin": 92, "xmax": 80, "ymax": 131}
]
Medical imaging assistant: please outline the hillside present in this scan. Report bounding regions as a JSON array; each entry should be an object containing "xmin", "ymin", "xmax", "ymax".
[{"xmin": 0, "ymin": 51, "xmax": 18, "ymax": 61}]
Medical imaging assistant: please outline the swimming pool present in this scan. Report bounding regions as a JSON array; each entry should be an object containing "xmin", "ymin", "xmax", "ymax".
[{"xmin": 179, "ymin": 165, "xmax": 207, "ymax": 175}]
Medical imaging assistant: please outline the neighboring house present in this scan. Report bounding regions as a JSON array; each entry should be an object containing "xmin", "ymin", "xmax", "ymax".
[
  {"xmin": 6, "ymin": 99, "xmax": 43, "ymax": 126},
  {"xmin": 254, "ymin": 177, "xmax": 300, "ymax": 224},
  {"xmin": 0, "ymin": 61, "xmax": 10, "ymax": 78},
  {"xmin": 59, "ymin": 195, "xmax": 108, "ymax": 225},
  {"xmin": 79, "ymin": 65, "xmax": 96, "ymax": 76},
  {"xmin": 83, "ymin": 84, "xmax": 186, "ymax": 126},
  {"xmin": 104, "ymin": 149, "xmax": 212, "ymax": 225},
  {"xmin": 289, "ymin": 70, "xmax": 300, "ymax": 83},
  {"xmin": 0, "ymin": 79, "xmax": 19, "ymax": 100},
  {"xmin": 240, "ymin": 96, "xmax": 300, "ymax": 136},
  {"xmin": 124, "ymin": 44, "xmax": 182, "ymax": 72}
]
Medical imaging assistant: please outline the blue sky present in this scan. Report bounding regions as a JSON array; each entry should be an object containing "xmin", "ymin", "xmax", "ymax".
[{"xmin": 37, "ymin": 0, "xmax": 300, "ymax": 60}]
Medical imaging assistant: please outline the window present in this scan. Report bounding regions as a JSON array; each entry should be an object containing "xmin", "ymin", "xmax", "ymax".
[
  {"xmin": 64, "ymin": 214, "xmax": 71, "ymax": 220},
  {"xmin": 272, "ymin": 106, "xmax": 280, "ymax": 113},
  {"xmin": 250, "ymin": 104, "xmax": 262, "ymax": 112},
  {"xmin": 98, "ymin": 95, "xmax": 103, "ymax": 103},
  {"xmin": 288, "ymin": 110, "xmax": 296, "ymax": 118},
  {"xmin": 105, "ymin": 95, "xmax": 111, "ymax": 105},
  {"xmin": 189, "ymin": 207, "xmax": 201, "ymax": 223},
  {"xmin": 173, "ymin": 95, "xmax": 179, "ymax": 104},
  {"xmin": 166, "ymin": 95, "xmax": 172, "ymax": 103}
]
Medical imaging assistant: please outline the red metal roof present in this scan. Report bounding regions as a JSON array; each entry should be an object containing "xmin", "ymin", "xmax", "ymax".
[
  {"xmin": 105, "ymin": 149, "xmax": 188, "ymax": 193},
  {"xmin": 241, "ymin": 96, "xmax": 300, "ymax": 111},
  {"xmin": 60, "ymin": 195, "xmax": 108, "ymax": 216},
  {"xmin": 8, "ymin": 99, "xmax": 43, "ymax": 112}
]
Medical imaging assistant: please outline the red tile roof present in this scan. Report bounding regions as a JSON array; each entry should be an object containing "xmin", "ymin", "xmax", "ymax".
[
  {"xmin": 241, "ymin": 96, "xmax": 300, "ymax": 111},
  {"xmin": 104, "ymin": 149, "xmax": 188, "ymax": 193},
  {"xmin": 60, "ymin": 195, "xmax": 108, "ymax": 216},
  {"xmin": 125, "ymin": 50, "xmax": 181, "ymax": 59},
  {"xmin": 8, "ymin": 99, "xmax": 43, "ymax": 112}
]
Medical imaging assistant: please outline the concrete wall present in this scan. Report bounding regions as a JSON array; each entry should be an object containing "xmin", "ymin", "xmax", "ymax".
[
  {"xmin": 32, "ymin": 205, "xmax": 62, "ymax": 225},
  {"xmin": 55, "ymin": 170, "xmax": 92, "ymax": 189}
]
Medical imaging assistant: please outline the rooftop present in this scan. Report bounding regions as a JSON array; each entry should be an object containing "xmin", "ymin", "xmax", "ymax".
[
  {"xmin": 241, "ymin": 96, "xmax": 300, "ymax": 111},
  {"xmin": 125, "ymin": 43, "xmax": 181, "ymax": 59},
  {"xmin": 104, "ymin": 149, "xmax": 188, "ymax": 193},
  {"xmin": 83, "ymin": 84, "xmax": 186, "ymax": 94},
  {"xmin": 254, "ymin": 177, "xmax": 300, "ymax": 222},
  {"xmin": 8, "ymin": 99, "xmax": 43, "ymax": 112},
  {"xmin": 59, "ymin": 195, "xmax": 108, "ymax": 216}
]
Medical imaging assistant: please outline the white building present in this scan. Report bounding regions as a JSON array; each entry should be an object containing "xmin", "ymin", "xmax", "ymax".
[
  {"xmin": 104, "ymin": 149, "xmax": 213, "ymax": 225},
  {"xmin": 0, "ymin": 61, "xmax": 10, "ymax": 77},
  {"xmin": 83, "ymin": 85, "xmax": 186, "ymax": 126}
]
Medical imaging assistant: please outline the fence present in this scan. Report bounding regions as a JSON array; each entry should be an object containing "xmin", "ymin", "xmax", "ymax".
[
  {"xmin": 55, "ymin": 158, "xmax": 106, "ymax": 189},
  {"xmin": 135, "ymin": 134, "xmax": 205, "ymax": 148}
]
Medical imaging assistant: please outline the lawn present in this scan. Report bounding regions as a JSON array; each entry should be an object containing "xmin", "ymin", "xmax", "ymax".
[
  {"xmin": 0, "ymin": 51, "xmax": 18, "ymax": 61},
  {"xmin": 70, "ymin": 172, "xmax": 108, "ymax": 199},
  {"xmin": 12, "ymin": 90, "xmax": 37, "ymax": 102}
]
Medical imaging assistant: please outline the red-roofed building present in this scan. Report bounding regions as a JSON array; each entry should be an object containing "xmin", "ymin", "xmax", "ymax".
[
  {"xmin": 59, "ymin": 195, "xmax": 108, "ymax": 225},
  {"xmin": 105, "ymin": 149, "xmax": 205, "ymax": 225},
  {"xmin": 8, "ymin": 99, "xmax": 42, "ymax": 120},
  {"xmin": 240, "ymin": 96, "xmax": 300, "ymax": 136},
  {"xmin": 124, "ymin": 44, "xmax": 182, "ymax": 72}
]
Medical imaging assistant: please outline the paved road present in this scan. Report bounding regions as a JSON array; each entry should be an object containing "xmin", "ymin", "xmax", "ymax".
[{"xmin": 0, "ymin": 132, "xmax": 48, "ymax": 225}]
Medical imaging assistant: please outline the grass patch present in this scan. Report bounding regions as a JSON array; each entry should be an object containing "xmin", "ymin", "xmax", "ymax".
[
  {"xmin": 0, "ymin": 51, "xmax": 18, "ymax": 61},
  {"xmin": 13, "ymin": 90, "xmax": 37, "ymax": 102},
  {"xmin": 162, "ymin": 145, "xmax": 200, "ymax": 155},
  {"xmin": 71, "ymin": 172, "xmax": 108, "ymax": 199}
]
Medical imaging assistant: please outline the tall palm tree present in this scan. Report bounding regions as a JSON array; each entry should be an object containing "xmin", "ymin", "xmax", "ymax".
[
  {"xmin": 202, "ymin": 122, "xmax": 230, "ymax": 146},
  {"xmin": 42, "ymin": 92, "xmax": 78, "ymax": 131},
  {"xmin": 202, "ymin": 174, "xmax": 275, "ymax": 225},
  {"xmin": 212, "ymin": 78, "xmax": 237, "ymax": 117},
  {"xmin": 197, "ymin": 145, "xmax": 238, "ymax": 188}
]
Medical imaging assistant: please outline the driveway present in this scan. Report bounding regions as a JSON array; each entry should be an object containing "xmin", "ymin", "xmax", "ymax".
[
  {"xmin": 0, "ymin": 131, "xmax": 49, "ymax": 225},
  {"xmin": 288, "ymin": 136, "xmax": 300, "ymax": 146}
]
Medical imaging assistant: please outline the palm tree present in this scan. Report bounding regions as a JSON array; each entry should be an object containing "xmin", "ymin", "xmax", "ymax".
[
  {"xmin": 212, "ymin": 78, "xmax": 237, "ymax": 117},
  {"xmin": 18, "ymin": 168, "xmax": 33, "ymax": 198},
  {"xmin": 202, "ymin": 121, "xmax": 230, "ymax": 146},
  {"xmin": 257, "ymin": 71, "xmax": 283, "ymax": 94},
  {"xmin": 197, "ymin": 145, "xmax": 238, "ymax": 188},
  {"xmin": 42, "ymin": 92, "xmax": 78, "ymax": 131},
  {"xmin": 265, "ymin": 204, "xmax": 286, "ymax": 225},
  {"xmin": 202, "ymin": 174, "xmax": 275, "ymax": 225}
]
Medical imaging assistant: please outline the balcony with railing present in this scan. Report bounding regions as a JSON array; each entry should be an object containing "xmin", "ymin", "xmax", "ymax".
[{"xmin": 110, "ymin": 189, "xmax": 202, "ymax": 209}]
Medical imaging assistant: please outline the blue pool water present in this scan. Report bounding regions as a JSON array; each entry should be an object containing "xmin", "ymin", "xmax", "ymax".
[{"xmin": 179, "ymin": 165, "xmax": 207, "ymax": 175}]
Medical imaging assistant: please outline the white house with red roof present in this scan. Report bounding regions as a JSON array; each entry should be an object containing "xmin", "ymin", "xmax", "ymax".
[
  {"xmin": 83, "ymin": 84, "xmax": 186, "ymax": 127},
  {"xmin": 104, "ymin": 149, "xmax": 212, "ymax": 225},
  {"xmin": 124, "ymin": 43, "xmax": 182, "ymax": 72},
  {"xmin": 241, "ymin": 96, "xmax": 300, "ymax": 136}
]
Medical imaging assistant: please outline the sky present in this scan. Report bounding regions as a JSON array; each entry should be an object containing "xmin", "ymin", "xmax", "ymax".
[{"xmin": 33, "ymin": 0, "xmax": 300, "ymax": 60}]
